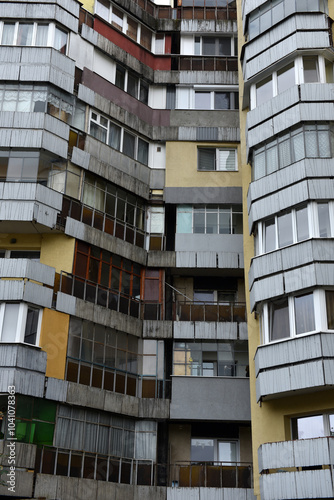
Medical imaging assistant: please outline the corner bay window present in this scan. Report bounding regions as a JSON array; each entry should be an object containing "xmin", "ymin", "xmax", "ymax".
[
  {"xmin": 198, "ymin": 148, "xmax": 237, "ymax": 171},
  {"xmin": 177, "ymin": 205, "xmax": 242, "ymax": 234},
  {"xmin": 252, "ymin": 123, "xmax": 334, "ymax": 180},
  {"xmin": 0, "ymin": 21, "xmax": 68, "ymax": 53}
]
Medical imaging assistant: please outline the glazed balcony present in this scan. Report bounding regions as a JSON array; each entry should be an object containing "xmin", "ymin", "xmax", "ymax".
[
  {"xmin": 255, "ymin": 332, "xmax": 334, "ymax": 401},
  {"xmin": 259, "ymin": 437, "xmax": 334, "ymax": 500},
  {"xmin": 171, "ymin": 55, "xmax": 238, "ymax": 71}
]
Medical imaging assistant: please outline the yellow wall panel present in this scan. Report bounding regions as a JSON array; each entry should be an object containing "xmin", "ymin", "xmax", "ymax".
[{"xmin": 39, "ymin": 309, "xmax": 69, "ymax": 380}]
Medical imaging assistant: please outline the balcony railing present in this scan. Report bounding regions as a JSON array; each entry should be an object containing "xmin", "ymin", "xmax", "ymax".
[
  {"xmin": 34, "ymin": 448, "xmax": 252, "ymax": 489},
  {"xmin": 57, "ymin": 271, "xmax": 163, "ymax": 320},
  {"xmin": 171, "ymin": 55, "xmax": 238, "ymax": 71},
  {"xmin": 175, "ymin": 301, "xmax": 246, "ymax": 322}
]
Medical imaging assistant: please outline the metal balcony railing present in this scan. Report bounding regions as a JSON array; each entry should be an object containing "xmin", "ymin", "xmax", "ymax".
[
  {"xmin": 34, "ymin": 448, "xmax": 252, "ymax": 489},
  {"xmin": 171, "ymin": 55, "xmax": 238, "ymax": 71},
  {"xmin": 57, "ymin": 271, "xmax": 163, "ymax": 320},
  {"xmin": 175, "ymin": 301, "xmax": 246, "ymax": 322}
]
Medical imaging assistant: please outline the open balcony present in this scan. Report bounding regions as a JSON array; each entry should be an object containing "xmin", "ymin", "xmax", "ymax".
[{"xmin": 259, "ymin": 437, "xmax": 334, "ymax": 500}]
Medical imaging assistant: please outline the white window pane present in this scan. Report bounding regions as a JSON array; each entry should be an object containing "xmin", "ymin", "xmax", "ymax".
[
  {"xmin": 259, "ymin": 10, "xmax": 271, "ymax": 32},
  {"xmin": 155, "ymin": 34, "xmax": 164, "ymax": 54},
  {"xmin": 266, "ymin": 145, "xmax": 278, "ymax": 174},
  {"xmin": 330, "ymin": 415, "xmax": 334, "ymax": 436},
  {"xmin": 218, "ymin": 442, "xmax": 237, "ymax": 463},
  {"xmin": 54, "ymin": 27, "xmax": 68, "ymax": 54},
  {"xmin": 297, "ymin": 415, "xmax": 324, "ymax": 439},
  {"xmin": 191, "ymin": 439, "xmax": 214, "ymax": 461},
  {"xmin": 215, "ymin": 92, "xmax": 230, "ymax": 110},
  {"xmin": 2, "ymin": 24, "xmax": 15, "ymax": 45},
  {"xmin": 318, "ymin": 130, "xmax": 331, "ymax": 157},
  {"xmin": 112, "ymin": 6, "xmax": 123, "ymax": 30},
  {"xmin": 24, "ymin": 307, "xmax": 39, "ymax": 345},
  {"xmin": 278, "ymin": 137, "xmax": 291, "ymax": 168},
  {"xmin": 318, "ymin": 203, "xmax": 331, "ymax": 237},
  {"xmin": 36, "ymin": 24, "xmax": 48, "ymax": 46},
  {"xmin": 218, "ymin": 150, "xmax": 236, "ymax": 171},
  {"xmin": 96, "ymin": 0, "xmax": 110, "ymax": 18},
  {"xmin": 249, "ymin": 17, "xmax": 259, "ymax": 39},
  {"xmin": 253, "ymin": 149, "xmax": 265, "ymax": 179},
  {"xmin": 90, "ymin": 121, "xmax": 107, "ymax": 143},
  {"xmin": 218, "ymin": 37, "xmax": 231, "ymax": 56},
  {"xmin": 256, "ymin": 76, "xmax": 272, "ymax": 106},
  {"xmin": 296, "ymin": 205, "xmax": 309, "ymax": 241},
  {"xmin": 278, "ymin": 212, "xmax": 293, "ymax": 248},
  {"xmin": 269, "ymin": 298, "xmax": 289, "ymax": 341},
  {"xmin": 3, "ymin": 90, "xmax": 18, "ymax": 111},
  {"xmin": 137, "ymin": 138, "xmax": 148, "ymax": 165},
  {"xmin": 17, "ymin": 24, "xmax": 33, "ymax": 46},
  {"xmin": 202, "ymin": 37, "xmax": 216, "ymax": 55},
  {"xmin": 277, "ymin": 62, "xmax": 295, "ymax": 94},
  {"xmin": 193, "ymin": 210, "xmax": 205, "ymax": 233},
  {"xmin": 176, "ymin": 206, "xmax": 192, "ymax": 233},
  {"xmin": 292, "ymin": 131, "xmax": 304, "ymax": 162},
  {"xmin": 264, "ymin": 218, "xmax": 276, "ymax": 252},
  {"xmin": 305, "ymin": 127, "xmax": 318, "ymax": 157},
  {"xmin": 195, "ymin": 92, "xmax": 210, "ymax": 109},
  {"xmin": 198, "ymin": 148, "xmax": 215, "ymax": 171},
  {"xmin": 17, "ymin": 91, "xmax": 32, "ymax": 112},
  {"xmin": 295, "ymin": 293, "xmax": 315, "ymax": 334},
  {"xmin": 108, "ymin": 123, "xmax": 121, "ymax": 150},
  {"xmin": 127, "ymin": 73, "xmax": 138, "ymax": 98},
  {"xmin": 206, "ymin": 211, "xmax": 218, "ymax": 234},
  {"xmin": 303, "ymin": 56, "xmax": 319, "ymax": 83},
  {"xmin": 2, "ymin": 304, "xmax": 19, "ymax": 341},
  {"xmin": 219, "ymin": 209, "xmax": 231, "ymax": 234},
  {"xmin": 123, "ymin": 132, "xmax": 135, "ymax": 159}
]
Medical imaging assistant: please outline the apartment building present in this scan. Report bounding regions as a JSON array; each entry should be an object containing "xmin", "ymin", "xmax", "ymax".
[
  {"xmin": 0, "ymin": 0, "xmax": 254, "ymax": 499},
  {"xmin": 238, "ymin": 0, "xmax": 334, "ymax": 499}
]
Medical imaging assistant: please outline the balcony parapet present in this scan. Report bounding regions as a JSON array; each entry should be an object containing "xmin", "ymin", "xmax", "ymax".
[
  {"xmin": 259, "ymin": 437, "xmax": 334, "ymax": 499},
  {"xmin": 0, "ymin": 258, "xmax": 55, "ymax": 287},
  {"xmin": 255, "ymin": 332, "xmax": 334, "ymax": 401}
]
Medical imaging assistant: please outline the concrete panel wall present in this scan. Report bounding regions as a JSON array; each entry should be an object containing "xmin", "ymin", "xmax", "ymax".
[
  {"xmin": 260, "ymin": 469, "xmax": 334, "ymax": 500},
  {"xmin": 175, "ymin": 234, "xmax": 243, "ymax": 254},
  {"xmin": 170, "ymin": 376, "xmax": 251, "ymax": 421}
]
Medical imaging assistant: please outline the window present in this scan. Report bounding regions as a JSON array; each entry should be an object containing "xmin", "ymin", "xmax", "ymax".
[
  {"xmin": 0, "ymin": 250, "xmax": 40, "ymax": 261},
  {"xmin": 194, "ymin": 90, "xmax": 239, "ymax": 110},
  {"xmin": 261, "ymin": 292, "xmax": 316, "ymax": 343},
  {"xmin": 291, "ymin": 413, "xmax": 334, "ymax": 440},
  {"xmin": 190, "ymin": 437, "xmax": 239, "ymax": 464},
  {"xmin": 248, "ymin": 0, "xmax": 328, "ymax": 40},
  {"xmin": 0, "ymin": 21, "xmax": 68, "ymax": 53},
  {"xmin": 154, "ymin": 34, "xmax": 165, "ymax": 54},
  {"xmin": 194, "ymin": 36, "xmax": 237, "ymax": 56},
  {"xmin": 95, "ymin": 0, "xmax": 153, "ymax": 52},
  {"xmin": 0, "ymin": 303, "xmax": 42, "ymax": 345},
  {"xmin": 252, "ymin": 123, "xmax": 334, "ymax": 180},
  {"xmin": 251, "ymin": 57, "xmax": 333, "ymax": 109},
  {"xmin": 173, "ymin": 341, "xmax": 249, "ymax": 377},
  {"xmin": 198, "ymin": 148, "xmax": 237, "ymax": 171},
  {"xmin": 258, "ymin": 205, "xmax": 309, "ymax": 254},
  {"xmin": 176, "ymin": 205, "xmax": 242, "ymax": 235},
  {"xmin": 115, "ymin": 65, "xmax": 149, "ymax": 105},
  {"xmin": 89, "ymin": 111, "xmax": 150, "ymax": 165}
]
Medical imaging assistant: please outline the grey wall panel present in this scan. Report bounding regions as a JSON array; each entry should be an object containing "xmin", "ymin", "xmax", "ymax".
[
  {"xmin": 300, "ymin": 82, "xmax": 334, "ymax": 101},
  {"xmin": 251, "ymin": 273, "xmax": 284, "ymax": 307},
  {"xmin": 216, "ymin": 322, "xmax": 238, "ymax": 340},
  {"xmin": 170, "ymin": 376, "xmax": 251, "ymax": 421},
  {"xmin": 41, "ymin": 130, "xmax": 68, "ymax": 158},
  {"xmin": 196, "ymin": 251, "xmax": 217, "ymax": 268},
  {"xmin": 56, "ymin": 292, "xmax": 76, "ymax": 316},
  {"xmin": 36, "ymin": 184, "xmax": 63, "ymax": 210},
  {"xmin": 0, "ymin": 369, "xmax": 45, "ymax": 398},
  {"xmin": 260, "ymin": 469, "xmax": 334, "ymax": 500},
  {"xmin": 45, "ymin": 377, "xmax": 68, "ymax": 402},
  {"xmin": 179, "ymin": 71, "xmax": 239, "ymax": 86},
  {"xmin": 175, "ymin": 234, "xmax": 243, "ymax": 254},
  {"xmin": 176, "ymin": 252, "xmax": 196, "ymax": 268},
  {"xmin": 239, "ymin": 322, "xmax": 248, "ymax": 340},
  {"xmin": 194, "ymin": 322, "xmax": 216, "ymax": 339},
  {"xmin": 81, "ymin": 23, "xmax": 99, "ymax": 45},
  {"xmin": 165, "ymin": 187, "xmax": 242, "ymax": 204},
  {"xmin": 78, "ymin": 84, "xmax": 95, "ymax": 106},
  {"xmin": 250, "ymin": 251, "xmax": 283, "ymax": 282},
  {"xmin": 49, "ymin": 66, "xmax": 74, "ymax": 94},
  {"xmin": 0, "ymin": 259, "xmax": 55, "ymax": 286},
  {"xmin": 149, "ymin": 168, "xmax": 165, "ymax": 190},
  {"xmin": 71, "ymin": 147, "xmax": 90, "ymax": 170},
  {"xmin": 64, "ymin": 218, "xmax": 147, "ymax": 265},
  {"xmin": 23, "ymin": 281, "xmax": 53, "ymax": 308},
  {"xmin": 0, "ymin": 128, "xmax": 14, "ymax": 146},
  {"xmin": 259, "ymin": 441, "xmax": 295, "ymax": 471},
  {"xmin": 44, "ymin": 114, "xmax": 70, "ymax": 140},
  {"xmin": 324, "ymin": 358, "xmax": 334, "ymax": 385},
  {"xmin": 0, "ymin": 280, "xmax": 25, "ymax": 300},
  {"xmin": 2, "ymin": 182, "xmax": 36, "ymax": 200},
  {"xmin": 0, "ymin": 344, "xmax": 47, "ymax": 373},
  {"xmin": 12, "ymin": 112, "xmax": 44, "ymax": 129},
  {"xmin": 10, "ymin": 129, "xmax": 43, "ymax": 148},
  {"xmin": 180, "ymin": 19, "xmax": 237, "ymax": 33},
  {"xmin": 0, "ymin": 201, "xmax": 35, "ymax": 221},
  {"xmin": 173, "ymin": 322, "xmax": 195, "ymax": 339},
  {"xmin": 35, "ymin": 203, "xmax": 59, "ymax": 228},
  {"xmin": 217, "ymin": 252, "xmax": 240, "ymax": 269},
  {"xmin": 143, "ymin": 320, "xmax": 173, "ymax": 339},
  {"xmin": 0, "ymin": 64, "xmax": 20, "ymax": 80}
]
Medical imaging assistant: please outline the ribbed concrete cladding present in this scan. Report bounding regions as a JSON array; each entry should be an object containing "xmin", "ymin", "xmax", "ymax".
[
  {"xmin": 259, "ymin": 440, "xmax": 334, "ymax": 499},
  {"xmin": 173, "ymin": 321, "xmax": 248, "ymax": 340},
  {"xmin": 248, "ymin": 178, "xmax": 334, "ymax": 230},
  {"xmin": 0, "ymin": 258, "xmax": 55, "ymax": 286},
  {"xmin": 255, "ymin": 332, "xmax": 334, "ymax": 401},
  {"xmin": 0, "ymin": 47, "xmax": 75, "ymax": 94}
]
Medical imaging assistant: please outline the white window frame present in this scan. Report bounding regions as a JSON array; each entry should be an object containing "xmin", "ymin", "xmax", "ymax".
[
  {"xmin": 250, "ymin": 56, "xmax": 328, "ymax": 109},
  {"xmin": 0, "ymin": 302, "xmax": 42, "ymax": 345},
  {"xmin": 261, "ymin": 290, "xmax": 321, "ymax": 344},
  {"xmin": 115, "ymin": 64, "xmax": 149, "ymax": 104},
  {"xmin": 192, "ymin": 86, "xmax": 239, "ymax": 110},
  {"xmin": 198, "ymin": 147, "xmax": 238, "ymax": 171},
  {"xmin": 89, "ymin": 110, "xmax": 150, "ymax": 165},
  {"xmin": 191, "ymin": 437, "xmax": 240, "ymax": 464},
  {"xmin": 0, "ymin": 21, "xmax": 68, "ymax": 54}
]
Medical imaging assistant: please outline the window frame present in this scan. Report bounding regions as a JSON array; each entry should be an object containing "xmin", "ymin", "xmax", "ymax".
[
  {"xmin": 89, "ymin": 110, "xmax": 150, "ymax": 165},
  {"xmin": 197, "ymin": 147, "xmax": 238, "ymax": 172},
  {"xmin": 194, "ymin": 35, "xmax": 237, "ymax": 56},
  {"xmin": 0, "ymin": 302, "xmax": 42, "ymax": 346},
  {"xmin": 115, "ymin": 64, "xmax": 149, "ymax": 105},
  {"xmin": 193, "ymin": 88, "xmax": 239, "ymax": 110},
  {"xmin": 176, "ymin": 205, "xmax": 243, "ymax": 235},
  {"xmin": 0, "ymin": 21, "xmax": 68, "ymax": 54}
]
